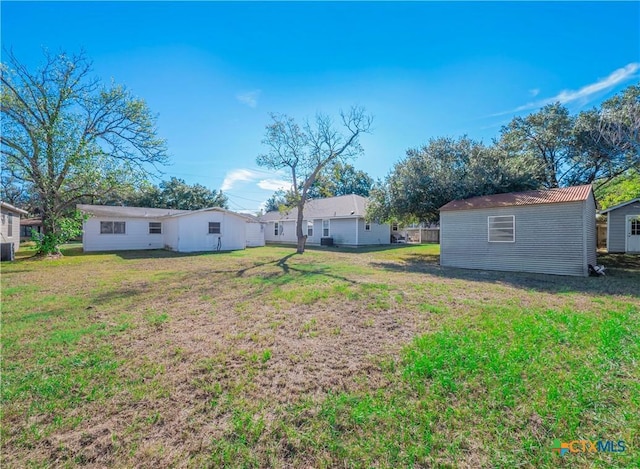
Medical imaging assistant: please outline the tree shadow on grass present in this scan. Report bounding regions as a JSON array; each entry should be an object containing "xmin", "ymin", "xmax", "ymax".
[{"xmin": 370, "ymin": 253, "xmax": 640, "ymax": 299}]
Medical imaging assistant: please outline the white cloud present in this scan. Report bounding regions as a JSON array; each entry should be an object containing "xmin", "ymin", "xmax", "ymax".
[
  {"xmin": 494, "ymin": 62, "xmax": 639, "ymax": 116},
  {"xmin": 221, "ymin": 169, "xmax": 262, "ymax": 191},
  {"xmin": 529, "ymin": 88, "xmax": 540, "ymax": 97},
  {"xmin": 236, "ymin": 89, "xmax": 261, "ymax": 108},
  {"xmin": 257, "ymin": 178, "xmax": 290, "ymax": 191}
]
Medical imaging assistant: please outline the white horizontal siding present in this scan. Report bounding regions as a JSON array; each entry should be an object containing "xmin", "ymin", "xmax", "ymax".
[
  {"xmin": 0, "ymin": 208, "xmax": 21, "ymax": 252},
  {"xmin": 441, "ymin": 201, "xmax": 591, "ymax": 277}
]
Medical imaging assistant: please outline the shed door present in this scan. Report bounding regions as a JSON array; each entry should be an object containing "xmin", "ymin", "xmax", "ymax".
[{"xmin": 627, "ymin": 215, "xmax": 640, "ymax": 252}]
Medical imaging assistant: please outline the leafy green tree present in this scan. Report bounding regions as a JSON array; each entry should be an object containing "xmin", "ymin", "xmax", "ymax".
[
  {"xmin": 257, "ymin": 107, "xmax": 372, "ymax": 253},
  {"xmin": 306, "ymin": 162, "xmax": 373, "ymax": 198},
  {"xmin": 263, "ymin": 189, "xmax": 297, "ymax": 213},
  {"xmin": 1, "ymin": 50, "xmax": 168, "ymax": 255},
  {"xmin": 594, "ymin": 169, "xmax": 640, "ymax": 209},
  {"xmin": 367, "ymin": 137, "xmax": 539, "ymax": 223},
  {"xmin": 497, "ymin": 103, "xmax": 574, "ymax": 188}
]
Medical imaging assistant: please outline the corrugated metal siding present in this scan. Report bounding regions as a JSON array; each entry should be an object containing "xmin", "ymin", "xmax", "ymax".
[
  {"xmin": 441, "ymin": 185, "xmax": 592, "ymax": 211},
  {"xmin": 441, "ymin": 201, "xmax": 589, "ymax": 276},
  {"xmin": 607, "ymin": 201, "xmax": 640, "ymax": 252},
  {"xmin": 357, "ymin": 219, "xmax": 391, "ymax": 245},
  {"xmin": 584, "ymin": 194, "xmax": 597, "ymax": 270},
  {"xmin": 83, "ymin": 217, "xmax": 165, "ymax": 252}
]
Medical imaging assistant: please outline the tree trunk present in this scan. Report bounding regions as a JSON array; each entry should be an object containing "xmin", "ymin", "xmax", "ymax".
[{"xmin": 295, "ymin": 201, "xmax": 307, "ymax": 254}]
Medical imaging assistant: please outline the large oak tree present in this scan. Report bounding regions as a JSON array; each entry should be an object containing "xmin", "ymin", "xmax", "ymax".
[{"xmin": 1, "ymin": 50, "xmax": 168, "ymax": 254}]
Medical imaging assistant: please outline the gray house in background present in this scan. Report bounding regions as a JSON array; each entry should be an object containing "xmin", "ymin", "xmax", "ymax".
[
  {"xmin": 599, "ymin": 198, "xmax": 640, "ymax": 253},
  {"xmin": 260, "ymin": 194, "xmax": 390, "ymax": 247},
  {"xmin": 439, "ymin": 185, "xmax": 597, "ymax": 277}
]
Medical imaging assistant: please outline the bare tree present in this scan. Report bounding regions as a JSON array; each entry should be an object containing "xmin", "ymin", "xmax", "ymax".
[
  {"xmin": 1, "ymin": 49, "xmax": 168, "ymax": 254},
  {"xmin": 257, "ymin": 106, "xmax": 372, "ymax": 253}
]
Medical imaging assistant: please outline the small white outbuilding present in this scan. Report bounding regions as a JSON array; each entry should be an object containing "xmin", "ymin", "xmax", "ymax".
[
  {"xmin": 439, "ymin": 185, "xmax": 597, "ymax": 277},
  {"xmin": 78, "ymin": 204, "xmax": 264, "ymax": 253}
]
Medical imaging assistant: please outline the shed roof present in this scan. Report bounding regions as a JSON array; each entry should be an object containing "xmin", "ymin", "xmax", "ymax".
[
  {"xmin": 259, "ymin": 194, "xmax": 368, "ymax": 222},
  {"xmin": 1, "ymin": 201, "xmax": 28, "ymax": 215},
  {"xmin": 440, "ymin": 185, "xmax": 593, "ymax": 212},
  {"xmin": 598, "ymin": 198, "xmax": 640, "ymax": 214}
]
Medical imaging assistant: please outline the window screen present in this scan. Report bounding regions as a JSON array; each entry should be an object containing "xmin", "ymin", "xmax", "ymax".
[
  {"xmin": 488, "ymin": 216, "xmax": 515, "ymax": 242},
  {"xmin": 208, "ymin": 222, "xmax": 221, "ymax": 234}
]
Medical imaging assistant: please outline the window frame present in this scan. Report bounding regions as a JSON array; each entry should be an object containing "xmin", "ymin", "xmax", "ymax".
[
  {"xmin": 208, "ymin": 222, "xmax": 221, "ymax": 235},
  {"xmin": 364, "ymin": 220, "xmax": 371, "ymax": 231},
  {"xmin": 487, "ymin": 215, "xmax": 515, "ymax": 243},
  {"xmin": 391, "ymin": 222, "xmax": 398, "ymax": 231},
  {"xmin": 322, "ymin": 219, "xmax": 330, "ymax": 237},
  {"xmin": 100, "ymin": 221, "xmax": 126, "ymax": 235},
  {"xmin": 307, "ymin": 220, "xmax": 313, "ymax": 237},
  {"xmin": 274, "ymin": 221, "xmax": 280, "ymax": 236},
  {"xmin": 149, "ymin": 222, "xmax": 162, "ymax": 234},
  {"xmin": 7, "ymin": 212, "xmax": 13, "ymax": 237}
]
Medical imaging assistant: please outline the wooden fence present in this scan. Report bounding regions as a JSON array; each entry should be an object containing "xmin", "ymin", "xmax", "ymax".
[
  {"xmin": 597, "ymin": 223, "xmax": 607, "ymax": 249},
  {"xmin": 405, "ymin": 228, "xmax": 440, "ymax": 244}
]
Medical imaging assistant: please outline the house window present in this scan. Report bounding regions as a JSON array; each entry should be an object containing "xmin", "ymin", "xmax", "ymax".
[
  {"xmin": 100, "ymin": 221, "xmax": 126, "ymax": 234},
  {"xmin": 274, "ymin": 222, "xmax": 280, "ymax": 236},
  {"xmin": 632, "ymin": 219, "xmax": 640, "ymax": 236},
  {"xmin": 392, "ymin": 223, "xmax": 398, "ymax": 231},
  {"xmin": 208, "ymin": 222, "xmax": 221, "ymax": 234},
  {"xmin": 488, "ymin": 215, "xmax": 515, "ymax": 242},
  {"xmin": 365, "ymin": 221, "xmax": 371, "ymax": 231},
  {"xmin": 7, "ymin": 213, "xmax": 13, "ymax": 237},
  {"xmin": 307, "ymin": 221, "xmax": 313, "ymax": 237},
  {"xmin": 322, "ymin": 219, "xmax": 330, "ymax": 237},
  {"xmin": 149, "ymin": 222, "xmax": 162, "ymax": 234}
]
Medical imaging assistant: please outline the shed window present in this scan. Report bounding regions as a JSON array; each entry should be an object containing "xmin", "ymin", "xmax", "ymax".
[
  {"xmin": 149, "ymin": 222, "xmax": 162, "ymax": 234},
  {"xmin": 488, "ymin": 215, "xmax": 515, "ymax": 242},
  {"xmin": 365, "ymin": 221, "xmax": 371, "ymax": 231},
  {"xmin": 307, "ymin": 221, "xmax": 313, "ymax": 237},
  {"xmin": 322, "ymin": 219, "xmax": 330, "ymax": 237},
  {"xmin": 632, "ymin": 219, "xmax": 640, "ymax": 236},
  {"xmin": 208, "ymin": 222, "xmax": 221, "ymax": 234},
  {"xmin": 100, "ymin": 221, "xmax": 126, "ymax": 234},
  {"xmin": 7, "ymin": 213, "xmax": 13, "ymax": 237},
  {"xmin": 274, "ymin": 222, "xmax": 280, "ymax": 236},
  {"xmin": 392, "ymin": 223, "xmax": 398, "ymax": 231}
]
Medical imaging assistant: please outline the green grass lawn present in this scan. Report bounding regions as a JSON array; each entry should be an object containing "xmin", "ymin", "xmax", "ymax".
[{"xmin": 2, "ymin": 244, "xmax": 639, "ymax": 467}]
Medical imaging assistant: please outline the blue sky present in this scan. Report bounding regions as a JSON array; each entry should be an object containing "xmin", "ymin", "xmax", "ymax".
[{"xmin": 2, "ymin": 1, "xmax": 639, "ymax": 213}]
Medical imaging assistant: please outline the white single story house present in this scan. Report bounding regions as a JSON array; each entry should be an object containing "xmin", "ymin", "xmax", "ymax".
[
  {"xmin": 78, "ymin": 204, "xmax": 264, "ymax": 253},
  {"xmin": 1, "ymin": 201, "xmax": 28, "ymax": 259},
  {"xmin": 439, "ymin": 185, "xmax": 597, "ymax": 277},
  {"xmin": 259, "ymin": 194, "xmax": 390, "ymax": 247},
  {"xmin": 599, "ymin": 198, "xmax": 640, "ymax": 253}
]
